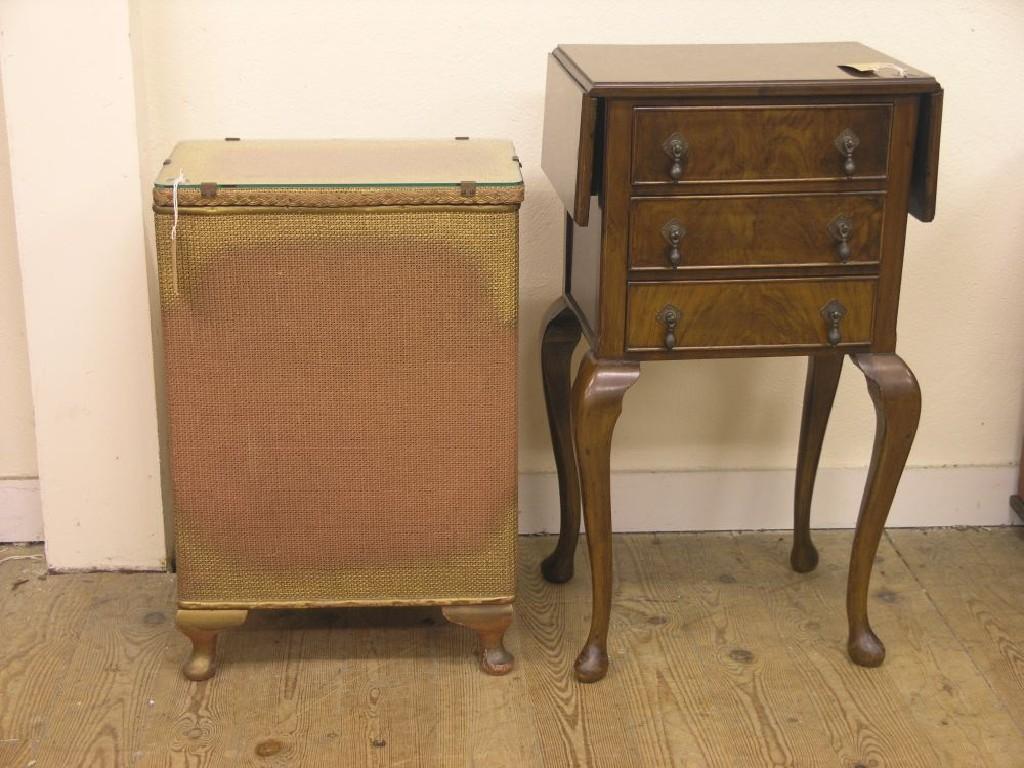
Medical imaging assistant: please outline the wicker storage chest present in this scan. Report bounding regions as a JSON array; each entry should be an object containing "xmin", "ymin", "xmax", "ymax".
[{"xmin": 153, "ymin": 139, "xmax": 522, "ymax": 679}]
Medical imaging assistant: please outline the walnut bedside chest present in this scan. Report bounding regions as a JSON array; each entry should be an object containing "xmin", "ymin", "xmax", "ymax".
[{"xmin": 539, "ymin": 42, "xmax": 942, "ymax": 682}]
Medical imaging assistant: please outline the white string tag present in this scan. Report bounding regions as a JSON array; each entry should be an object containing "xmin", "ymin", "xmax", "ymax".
[{"xmin": 170, "ymin": 170, "xmax": 186, "ymax": 295}]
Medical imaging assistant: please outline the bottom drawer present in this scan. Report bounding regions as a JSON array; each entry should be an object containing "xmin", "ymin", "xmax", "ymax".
[{"xmin": 626, "ymin": 278, "xmax": 876, "ymax": 352}]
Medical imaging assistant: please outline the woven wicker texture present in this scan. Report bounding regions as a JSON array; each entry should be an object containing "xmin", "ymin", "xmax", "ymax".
[{"xmin": 156, "ymin": 206, "xmax": 518, "ymax": 605}]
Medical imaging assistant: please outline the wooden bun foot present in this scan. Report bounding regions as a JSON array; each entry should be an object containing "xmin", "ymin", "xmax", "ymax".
[
  {"xmin": 848, "ymin": 627, "xmax": 886, "ymax": 667},
  {"xmin": 182, "ymin": 635, "xmax": 217, "ymax": 682},
  {"xmin": 442, "ymin": 604, "xmax": 515, "ymax": 676},
  {"xmin": 480, "ymin": 644, "xmax": 515, "ymax": 676},
  {"xmin": 540, "ymin": 551, "xmax": 575, "ymax": 584},
  {"xmin": 175, "ymin": 609, "xmax": 247, "ymax": 681},
  {"xmin": 573, "ymin": 643, "xmax": 609, "ymax": 683},
  {"xmin": 790, "ymin": 539, "xmax": 819, "ymax": 573}
]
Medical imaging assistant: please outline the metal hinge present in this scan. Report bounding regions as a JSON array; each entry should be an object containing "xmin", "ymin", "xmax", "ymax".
[
  {"xmin": 459, "ymin": 181, "xmax": 477, "ymax": 197},
  {"xmin": 200, "ymin": 182, "xmax": 218, "ymax": 199}
]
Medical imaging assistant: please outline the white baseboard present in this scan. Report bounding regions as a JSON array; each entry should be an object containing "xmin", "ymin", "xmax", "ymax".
[
  {"xmin": 517, "ymin": 465, "xmax": 1021, "ymax": 533},
  {"xmin": 0, "ymin": 478, "xmax": 43, "ymax": 542},
  {"xmin": 2, "ymin": 466, "xmax": 1017, "ymax": 551}
]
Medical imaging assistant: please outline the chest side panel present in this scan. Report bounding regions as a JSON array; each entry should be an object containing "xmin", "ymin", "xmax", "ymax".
[{"xmin": 541, "ymin": 55, "xmax": 598, "ymax": 226}]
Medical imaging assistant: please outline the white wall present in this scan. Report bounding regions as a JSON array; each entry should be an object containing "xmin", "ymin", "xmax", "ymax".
[
  {"xmin": 0, "ymin": 0, "xmax": 165, "ymax": 566},
  {"xmin": 0, "ymin": 68, "xmax": 36, "ymax": 478},
  {"xmin": 132, "ymin": 0, "xmax": 1023, "ymax": 474},
  {"xmin": 2, "ymin": 0, "xmax": 1023, "ymax": 562},
  {"xmin": 0, "ymin": 56, "xmax": 42, "ymax": 542}
]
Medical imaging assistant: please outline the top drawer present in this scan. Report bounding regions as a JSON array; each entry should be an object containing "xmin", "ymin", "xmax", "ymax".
[{"xmin": 632, "ymin": 104, "xmax": 892, "ymax": 185}]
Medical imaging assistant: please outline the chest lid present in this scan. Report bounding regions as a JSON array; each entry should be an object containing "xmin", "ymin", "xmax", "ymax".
[{"xmin": 153, "ymin": 138, "xmax": 524, "ymax": 208}]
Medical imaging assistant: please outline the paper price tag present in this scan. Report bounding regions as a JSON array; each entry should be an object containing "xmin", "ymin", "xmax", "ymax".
[{"xmin": 840, "ymin": 61, "xmax": 910, "ymax": 78}]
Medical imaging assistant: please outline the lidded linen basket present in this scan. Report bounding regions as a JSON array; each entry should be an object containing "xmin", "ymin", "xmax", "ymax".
[{"xmin": 153, "ymin": 138, "xmax": 522, "ymax": 612}]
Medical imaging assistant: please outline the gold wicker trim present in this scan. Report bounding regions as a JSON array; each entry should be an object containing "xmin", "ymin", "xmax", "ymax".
[
  {"xmin": 153, "ymin": 204, "xmax": 519, "ymax": 216},
  {"xmin": 178, "ymin": 596, "xmax": 515, "ymax": 610},
  {"xmin": 153, "ymin": 184, "xmax": 523, "ymax": 208}
]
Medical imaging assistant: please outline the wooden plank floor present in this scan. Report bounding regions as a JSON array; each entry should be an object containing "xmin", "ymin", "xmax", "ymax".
[{"xmin": 1, "ymin": 528, "xmax": 1022, "ymax": 767}]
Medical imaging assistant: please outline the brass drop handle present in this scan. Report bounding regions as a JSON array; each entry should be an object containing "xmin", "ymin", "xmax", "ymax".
[
  {"xmin": 828, "ymin": 215, "xmax": 854, "ymax": 263},
  {"xmin": 820, "ymin": 299, "xmax": 847, "ymax": 346},
  {"xmin": 835, "ymin": 128, "xmax": 860, "ymax": 177},
  {"xmin": 662, "ymin": 132, "xmax": 689, "ymax": 181},
  {"xmin": 656, "ymin": 305, "xmax": 682, "ymax": 349},
  {"xmin": 662, "ymin": 220, "xmax": 685, "ymax": 267}
]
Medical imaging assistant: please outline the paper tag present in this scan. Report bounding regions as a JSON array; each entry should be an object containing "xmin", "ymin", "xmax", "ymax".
[{"xmin": 839, "ymin": 61, "xmax": 909, "ymax": 78}]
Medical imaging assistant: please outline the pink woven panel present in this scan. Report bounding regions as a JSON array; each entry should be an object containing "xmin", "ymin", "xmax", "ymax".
[{"xmin": 156, "ymin": 207, "xmax": 518, "ymax": 604}]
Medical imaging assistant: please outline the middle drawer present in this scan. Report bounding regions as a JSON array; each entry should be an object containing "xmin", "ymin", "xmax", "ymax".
[{"xmin": 630, "ymin": 193, "xmax": 885, "ymax": 271}]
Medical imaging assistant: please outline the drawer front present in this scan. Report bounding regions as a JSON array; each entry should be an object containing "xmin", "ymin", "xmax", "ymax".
[
  {"xmin": 626, "ymin": 279, "xmax": 875, "ymax": 351},
  {"xmin": 630, "ymin": 193, "xmax": 885, "ymax": 270},
  {"xmin": 632, "ymin": 104, "xmax": 891, "ymax": 184}
]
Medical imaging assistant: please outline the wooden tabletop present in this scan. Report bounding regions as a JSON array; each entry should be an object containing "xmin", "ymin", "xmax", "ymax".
[{"xmin": 555, "ymin": 42, "xmax": 939, "ymax": 96}]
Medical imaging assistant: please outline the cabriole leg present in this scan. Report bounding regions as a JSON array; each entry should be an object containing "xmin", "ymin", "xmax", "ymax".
[
  {"xmin": 846, "ymin": 353, "xmax": 921, "ymax": 667},
  {"xmin": 539, "ymin": 296, "xmax": 584, "ymax": 583},
  {"xmin": 571, "ymin": 352, "xmax": 640, "ymax": 683},
  {"xmin": 792, "ymin": 353, "xmax": 843, "ymax": 572}
]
